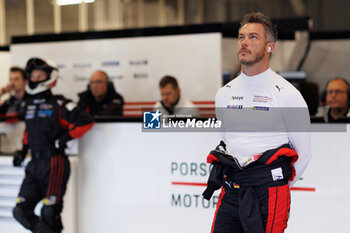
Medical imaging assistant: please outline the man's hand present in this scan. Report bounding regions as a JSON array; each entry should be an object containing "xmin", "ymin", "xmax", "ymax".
[
  {"xmin": 13, "ymin": 150, "xmax": 26, "ymax": 167},
  {"xmin": 0, "ymin": 84, "xmax": 11, "ymax": 96}
]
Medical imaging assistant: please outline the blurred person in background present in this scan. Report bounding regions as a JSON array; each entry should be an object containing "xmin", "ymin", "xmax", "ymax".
[
  {"xmin": 0, "ymin": 67, "xmax": 28, "ymax": 122},
  {"xmin": 154, "ymin": 75, "xmax": 199, "ymax": 117},
  {"xmin": 78, "ymin": 70, "xmax": 124, "ymax": 117},
  {"xmin": 12, "ymin": 57, "xmax": 94, "ymax": 233},
  {"xmin": 321, "ymin": 77, "xmax": 350, "ymax": 122}
]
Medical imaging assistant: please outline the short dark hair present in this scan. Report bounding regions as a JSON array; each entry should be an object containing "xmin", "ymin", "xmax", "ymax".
[
  {"xmin": 239, "ymin": 12, "xmax": 277, "ymax": 43},
  {"xmin": 10, "ymin": 66, "xmax": 27, "ymax": 80},
  {"xmin": 159, "ymin": 75, "xmax": 179, "ymax": 89}
]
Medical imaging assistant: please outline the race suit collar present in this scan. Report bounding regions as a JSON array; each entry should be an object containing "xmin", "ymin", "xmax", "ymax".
[{"xmin": 240, "ymin": 68, "xmax": 273, "ymax": 85}]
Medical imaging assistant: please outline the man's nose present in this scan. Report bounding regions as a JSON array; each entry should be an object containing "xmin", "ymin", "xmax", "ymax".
[
  {"xmin": 240, "ymin": 37, "xmax": 248, "ymax": 45},
  {"xmin": 241, "ymin": 40, "xmax": 248, "ymax": 47}
]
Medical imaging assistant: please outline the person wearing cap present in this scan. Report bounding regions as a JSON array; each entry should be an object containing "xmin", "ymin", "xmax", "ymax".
[{"xmin": 12, "ymin": 57, "xmax": 94, "ymax": 233}]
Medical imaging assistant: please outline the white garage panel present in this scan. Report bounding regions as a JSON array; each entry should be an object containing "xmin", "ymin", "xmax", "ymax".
[{"xmin": 11, "ymin": 33, "xmax": 222, "ymax": 103}]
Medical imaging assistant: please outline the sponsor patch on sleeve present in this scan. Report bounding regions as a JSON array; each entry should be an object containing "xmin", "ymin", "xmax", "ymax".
[{"xmin": 271, "ymin": 167, "xmax": 284, "ymax": 181}]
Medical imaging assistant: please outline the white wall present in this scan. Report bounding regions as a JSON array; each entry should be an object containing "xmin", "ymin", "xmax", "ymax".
[
  {"xmin": 11, "ymin": 33, "xmax": 222, "ymax": 103},
  {"xmin": 0, "ymin": 122, "xmax": 25, "ymax": 153},
  {"xmin": 0, "ymin": 51, "xmax": 11, "ymax": 103},
  {"xmin": 77, "ymin": 123, "xmax": 350, "ymax": 233},
  {"xmin": 1, "ymin": 122, "xmax": 350, "ymax": 232}
]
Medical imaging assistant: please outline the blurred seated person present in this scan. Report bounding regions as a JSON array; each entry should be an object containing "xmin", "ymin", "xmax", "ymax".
[
  {"xmin": 154, "ymin": 75, "xmax": 199, "ymax": 117},
  {"xmin": 320, "ymin": 77, "xmax": 350, "ymax": 122},
  {"xmin": 0, "ymin": 67, "xmax": 28, "ymax": 122},
  {"xmin": 78, "ymin": 70, "xmax": 124, "ymax": 116}
]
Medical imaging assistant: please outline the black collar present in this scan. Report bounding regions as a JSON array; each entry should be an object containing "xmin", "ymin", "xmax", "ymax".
[{"xmin": 160, "ymin": 95, "xmax": 180, "ymax": 114}]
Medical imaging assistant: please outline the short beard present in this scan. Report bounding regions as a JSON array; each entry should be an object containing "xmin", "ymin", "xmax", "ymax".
[
  {"xmin": 240, "ymin": 49, "xmax": 265, "ymax": 66},
  {"xmin": 330, "ymin": 106, "xmax": 347, "ymax": 114}
]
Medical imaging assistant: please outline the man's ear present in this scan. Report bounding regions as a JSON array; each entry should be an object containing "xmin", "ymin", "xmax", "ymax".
[{"xmin": 266, "ymin": 43, "xmax": 275, "ymax": 53}]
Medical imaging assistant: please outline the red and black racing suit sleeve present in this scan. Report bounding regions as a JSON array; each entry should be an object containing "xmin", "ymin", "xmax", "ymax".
[
  {"xmin": 21, "ymin": 130, "xmax": 29, "ymax": 154},
  {"xmin": 0, "ymin": 102, "xmax": 8, "ymax": 120},
  {"xmin": 0, "ymin": 98, "xmax": 25, "ymax": 122},
  {"xmin": 58, "ymin": 101, "xmax": 94, "ymax": 145},
  {"xmin": 77, "ymin": 95, "xmax": 91, "ymax": 114},
  {"xmin": 1, "ymin": 100, "xmax": 28, "ymax": 153},
  {"xmin": 0, "ymin": 101, "xmax": 19, "ymax": 122}
]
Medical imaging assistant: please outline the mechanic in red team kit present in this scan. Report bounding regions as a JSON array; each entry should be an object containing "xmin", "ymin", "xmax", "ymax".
[
  {"xmin": 203, "ymin": 12, "xmax": 311, "ymax": 233},
  {"xmin": 12, "ymin": 57, "xmax": 94, "ymax": 233}
]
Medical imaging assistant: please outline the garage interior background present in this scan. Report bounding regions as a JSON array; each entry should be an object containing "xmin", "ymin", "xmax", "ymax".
[
  {"xmin": 1, "ymin": 1, "xmax": 350, "ymax": 233},
  {"xmin": 1, "ymin": 0, "xmax": 350, "ymax": 45}
]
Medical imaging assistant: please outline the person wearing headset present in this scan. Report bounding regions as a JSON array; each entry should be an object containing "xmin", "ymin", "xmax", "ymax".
[
  {"xmin": 78, "ymin": 70, "xmax": 124, "ymax": 117},
  {"xmin": 205, "ymin": 12, "xmax": 311, "ymax": 233},
  {"xmin": 12, "ymin": 57, "xmax": 94, "ymax": 233},
  {"xmin": 322, "ymin": 77, "xmax": 350, "ymax": 122}
]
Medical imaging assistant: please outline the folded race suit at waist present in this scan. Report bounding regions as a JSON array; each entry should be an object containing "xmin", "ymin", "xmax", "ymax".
[
  {"xmin": 30, "ymin": 144, "xmax": 60, "ymax": 159},
  {"xmin": 202, "ymin": 141, "xmax": 298, "ymax": 200}
]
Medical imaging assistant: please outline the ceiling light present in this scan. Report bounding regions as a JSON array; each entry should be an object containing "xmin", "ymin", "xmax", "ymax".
[{"xmin": 56, "ymin": 0, "xmax": 95, "ymax": 6}]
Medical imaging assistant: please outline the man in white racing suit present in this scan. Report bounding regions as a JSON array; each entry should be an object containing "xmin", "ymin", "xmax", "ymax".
[{"xmin": 208, "ymin": 12, "xmax": 311, "ymax": 233}]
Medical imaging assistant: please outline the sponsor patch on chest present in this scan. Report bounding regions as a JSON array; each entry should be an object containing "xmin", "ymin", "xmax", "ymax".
[
  {"xmin": 39, "ymin": 103, "xmax": 53, "ymax": 110},
  {"xmin": 25, "ymin": 108, "xmax": 35, "ymax": 119},
  {"xmin": 38, "ymin": 109, "xmax": 53, "ymax": 118},
  {"xmin": 33, "ymin": 98, "xmax": 45, "ymax": 104},
  {"xmin": 231, "ymin": 96, "xmax": 243, "ymax": 101},
  {"xmin": 252, "ymin": 106, "xmax": 269, "ymax": 111},
  {"xmin": 226, "ymin": 104, "xmax": 243, "ymax": 109},
  {"xmin": 27, "ymin": 105, "xmax": 36, "ymax": 110},
  {"xmin": 253, "ymin": 95, "xmax": 272, "ymax": 103}
]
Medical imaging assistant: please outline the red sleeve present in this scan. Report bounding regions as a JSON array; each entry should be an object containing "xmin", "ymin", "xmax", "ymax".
[
  {"xmin": 58, "ymin": 101, "xmax": 94, "ymax": 142},
  {"xmin": 23, "ymin": 131, "xmax": 28, "ymax": 145}
]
